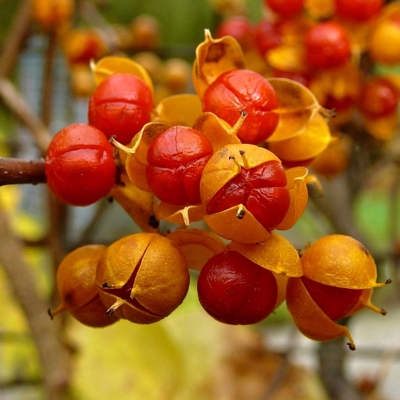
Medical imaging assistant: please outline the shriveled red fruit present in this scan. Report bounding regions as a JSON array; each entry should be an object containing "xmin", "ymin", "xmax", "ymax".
[
  {"xmin": 88, "ymin": 73, "xmax": 153, "ymax": 145},
  {"xmin": 304, "ymin": 21, "xmax": 351, "ymax": 70},
  {"xmin": 45, "ymin": 123, "xmax": 116, "ymax": 206},
  {"xmin": 197, "ymin": 250, "xmax": 278, "ymax": 325},
  {"xmin": 146, "ymin": 126, "xmax": 213, "ymax": 206},
  {"xmin": 202, "ymin": 69, "xmax": 279, "ymax": 144},
  {"xmin": 301, "ymin": 276, "xmax": 363, "ymax": 321}
]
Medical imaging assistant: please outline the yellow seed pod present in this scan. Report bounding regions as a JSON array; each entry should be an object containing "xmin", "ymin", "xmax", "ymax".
[
  {"xmin": 227, "ymin": 232, "xmax": 303, "ymax": 277},
  {"xmin": 300, "ymin": 234, "xmax": 387, "ymax": 289},
  {"xmin": 267, "ymin": 112, "xmax": 332, "ymax": 162},
  {"xmin": 96, "ymin": 233, "xmax": 189, "ymax": 324},
  {"xmin": 192, "ymin": 112, "xmax": 242, "ymax": 151},
  {"xmin": 109, "ymin": 171, "xmax": 158, "ymax": 233},
  {"xmin": 267, "ymin": 78, "xmax": 322, "ymax": 143},
  {"xmin": 91, "ymin": 56, "xmax": 154, "ymax": 94},
  {"xmin": 153, "ymin": 94, "xmax": 203, "ymax": 127},
  {"xmin": 50, "ymin": 244, "xmax": 118, "ymax": 328},
  {"xmin": 273, "ymin": 272, "xmax": 289, "ymax": 309},
  {"xmin": 275, "ymin": 166, "xmax": 309, "ymax": 231},
  {"xmin": 286, "ymin": 277, "xmax": 356, "ymax": 350},
  {"xmin": 166, "ymin": 228, "xmax": 227, "ymax": 271}
]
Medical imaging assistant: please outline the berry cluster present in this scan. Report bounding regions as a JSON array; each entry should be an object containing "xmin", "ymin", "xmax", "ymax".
[
  {"xmin": 45, "ymin": 25, "xmax": 390, "ymax": 350},
  {"xmin": 215, "ymin": 0, "xmax": 400, "ymax": 177}
]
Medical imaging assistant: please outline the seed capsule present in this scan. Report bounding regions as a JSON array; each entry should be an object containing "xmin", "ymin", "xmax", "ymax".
[{"xmin": 96, "ymin": 233, "xmax": 190, "ymax": 324}]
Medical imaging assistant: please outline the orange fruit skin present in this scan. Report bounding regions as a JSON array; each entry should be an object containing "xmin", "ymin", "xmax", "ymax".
[
  {"xmin": 286, "ymin": 277, "xmax": 355, "ymax": 349},
  {"xmin": 96, "ymin": 233, "xmax": 190, "ymax": 324},
  {"xmin": 300, "ymin": 234, "xmax": 382, "ymax": 289},
  {"xmin": 55, "ymin": 244, "xmax": 118, "ymax": 328}
]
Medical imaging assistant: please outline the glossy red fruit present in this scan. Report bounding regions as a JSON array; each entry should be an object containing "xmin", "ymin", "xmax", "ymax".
[
  {"xmin": 304, "ymin": 21, "xmax": 351, "ymax": 70},
  {"xmin": 301, "ymin": 276, "xmax": 363, "ymax": 321},
  {"xmin": 202, "ymin": 69, "xmax": 279, "ymax": 144},
  {"xmin": 45, "ymin": 123, "xmax": 116, "ymax": 206},
  {"xmin": 358, "ymin": 78, "xmax": 399, "ymax": 118},
  {"xmin": 265, "ymin": 0, "xmax": 304, "ymax": 19},
  {"xmin": 215, "ymin": 16, "xmax": 254, "ymax": 51},
  {"xmin": 205, "ymin": 158, "xmax": 290, "ymax": 233},
  {"xmin": 88, "ymin": 73, "xmax": 153, "ymax": 145},
  {"xmin": 197, "ymin": 250, "xmax": 278, "ymax": 325},
  {"xmin": 253, "ymin": 20, "xmax": 283, "ymax": 56},
  {"xmin": 334, "ymin": 0, "xmax": 383, "ymax": 22},
  {"xmin": 146, "ymin": 126, "xmax": 213, "ymax": 206}
]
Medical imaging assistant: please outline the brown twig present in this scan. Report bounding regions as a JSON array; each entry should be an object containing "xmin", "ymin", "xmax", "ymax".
[
  {"xmin": 0, "ymin": 157, "xmax": 45, "ymax": 185},
  {"xmin": 0, "ymin": 0, "xmax": 33, "ymax": 78},
  {"xmin": 0, "ymin": 209, "xmax": 71, "ymax": 400}
]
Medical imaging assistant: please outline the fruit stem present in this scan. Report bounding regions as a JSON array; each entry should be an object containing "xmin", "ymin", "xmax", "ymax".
[
  {"xmin": 228, "ymin": 110, "xmax": 247, "ymax": 139},
  {"xmin": 48, "ymin": 303, "xmax": 67, "ymax": 319}
]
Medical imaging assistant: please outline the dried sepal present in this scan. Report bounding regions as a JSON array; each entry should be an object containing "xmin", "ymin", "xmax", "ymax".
[
  {"xmin": 153, "ymin": 94, "xmax": 202, "ymax": 127},
  {"xmin": 345, "ymin": 288, "xmax": 387, "ymax": 317},
  {"xmin": 193, "ymin": 29, "xmax": 245, "ymax": 99},
  {"xmin": 113, "ymin": 122, "xmax": 171, "ymax": 192},
  {"xmin": 276, "ymin": 166, "xmax": 309, "ymax": 231},
  {"xmin": 266, "ymin": 77, "xmax": 321, "ymax": 142},
  {"xmin": 154, "ymin": 203, "xmax": 205, "ymax": 226},
  {"xmin": 227, "ymin": 232, "xmax": 303, "ymax": 276},
  {"xmin": 166, "ymin": 228, "xmax": 227, "ymax": 271},
  {"xmin": 204, "ymin": 205, "xmax": 272, "ymax": 244},
  {"xmin": 91, "ymin": 55, "xmax": 153, "ymax": 93},
  {"xmin": 286, "ymin": 277, "xmax": 356, "ymax": 350},
  {"xmin": 109, "ymin": 171, "xmax": 158, "ymax": 233},
  {"xmin": 267, "ymin": 112, "xmax": 332, "ymax": 162},
  {"xmin": 192, "ymin": 111, "xmax": 243, "ymax": 151},
  {"xmin": 300, "ymin": 234, "xmax": 388, "ymax": 289},
  {"xmin": 266, "ymin": 46, "xmax": 305, "ymax": 75}
]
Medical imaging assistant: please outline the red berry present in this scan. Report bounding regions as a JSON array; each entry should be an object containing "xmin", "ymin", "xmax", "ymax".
[
  {"xmin": 45, "ymin": 123, "xmax": 116, "ymax": 206},
  {"xmin": 358, "ymin": 78, "xmax": 399, "ymax": 118},
  {"xmin": 253, "ymin": 20, "xmax": 283, "ymax": 55},
  {"xmin": 265, "ymin": 0, "xmax": 304, "ymax": 19},
  {"xmin": 202, "ymin": 69, "xmax": 279, "ymax": 144},
  {"xmin": 334, "ymin": 0, "xmax": 383, "ymax": 22},
  {"xmin": 205, "ymin": 159, "xmax": 290, "ymax": 232},
  {"xmin": 88, "ymin": 73, "xmax": 153, "ymax": 145},
  {"xmin": 146, "ymin": 126, "xmax": 213, "ymax": 206},
  {"xmin": 304, "ymin": 21, "xmax": 351, "ymax": 70},
  {"xmin": 301, "ymin": 276, "xmax": 362, "ymax": 321},
  {"xmin": 215, "ymin": 16, "xmax": 254, "ymax": 51},
  {"xmin": 197, "ymin": 250, "xmax": 278, "ymax": 325}
]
